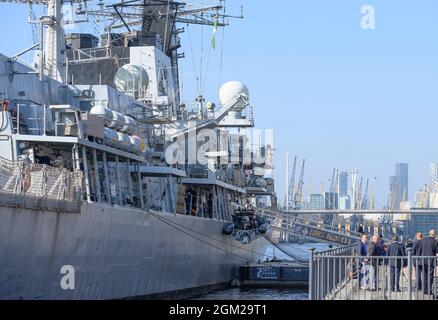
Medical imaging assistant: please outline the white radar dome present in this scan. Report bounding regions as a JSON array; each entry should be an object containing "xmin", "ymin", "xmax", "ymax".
[
  {"xmin": 114, "ymin": 64, "xmax": 149, "ymax": 99},
  {"xmin": 219, "ymin": 81, "xmax": 249, "ymax": 108}
]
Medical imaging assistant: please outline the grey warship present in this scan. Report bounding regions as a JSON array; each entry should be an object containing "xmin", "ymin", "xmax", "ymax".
[{"xmin": 0, "ymin": 0, "xmax": 277, "ymax": 299}]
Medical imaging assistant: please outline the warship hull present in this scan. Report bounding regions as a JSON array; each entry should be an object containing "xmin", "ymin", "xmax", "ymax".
[{"xmin": 0, "ymin": 203, "xmax": 269, "ymax": 300}]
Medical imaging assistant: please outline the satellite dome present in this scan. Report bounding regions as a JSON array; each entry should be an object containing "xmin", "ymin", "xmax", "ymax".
[
  {"xmin": 114, "ymin": 64, "xmax": 149, "ymax": 99},
  {"xmin": 219, "ymin": 81, "xmax": 249, "ymax": 107}
]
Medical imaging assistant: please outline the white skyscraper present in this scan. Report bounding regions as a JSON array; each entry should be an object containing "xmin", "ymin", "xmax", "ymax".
[{"xmin": 429, "ymin": 163, "xmax": 438, "ymax": 192}]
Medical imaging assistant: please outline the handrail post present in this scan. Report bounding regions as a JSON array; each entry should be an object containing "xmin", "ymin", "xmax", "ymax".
[
  {"xmin": 407, "ymin": 247, "xmax": 413, "ymax": 300},
  {"xmin": 309, "ymin": 248, "xmax": 315, "ymax": 300},
  {"xmin": 16, "ymin": 103, "xmax": 20, "ymax": 135}
]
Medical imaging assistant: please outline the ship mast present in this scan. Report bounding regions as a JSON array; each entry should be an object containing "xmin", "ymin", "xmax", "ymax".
[
  {"xmin": 0, "ymin": 0, "xmax": 66, "ymax": 82},
  {"xmin": 43, "ymin": 0, "xmax": 66, "ymax": 82}
]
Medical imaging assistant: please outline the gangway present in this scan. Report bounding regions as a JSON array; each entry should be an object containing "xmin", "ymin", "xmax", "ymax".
[{"xmin": 258, "ymin": 209, "xmax": 362, "ymax": 246}]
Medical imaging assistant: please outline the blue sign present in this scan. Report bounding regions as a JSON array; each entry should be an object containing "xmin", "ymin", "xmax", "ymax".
[{"xmin": 255, "ymin": 267, "xmax": 278, "ymax": 279}]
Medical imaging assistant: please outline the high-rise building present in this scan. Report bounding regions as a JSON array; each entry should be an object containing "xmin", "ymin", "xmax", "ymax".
[
  {"xmin": 388, "ymin": 175, "xmax": 400, "ymax": 209},
  {"xmin": 396, "ymin": 163, "xmax": 408, "ymax": 202},
  {"xmin": 349, "ymin": 171, "xmax": 359, "ymax": 210},
  {"xmin": 388, "ymin": 163, "xmax": 408, "ymax": 209},
  {"xmin": 324, "ymin": 192, "xmax": 338, "ymax": 209},
  {"xmin": 338, "ymin": 196, "xmax": 350, "ymax": 210},
  {"xmin": 308, "ymin": 194, "xmax": 324, "ymax": 210},
  {"xmin": 338, "ymin": 171, "xmax": 348, "ymax": 196},
  {"xmin": 430, "ymin": 163, "xmax": 438, "ymax": 192}
]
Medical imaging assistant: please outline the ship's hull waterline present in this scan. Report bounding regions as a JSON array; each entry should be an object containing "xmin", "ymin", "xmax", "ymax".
[{"xmin": 0, "ymin": 203, "xmax": 269, "ymax": 300}]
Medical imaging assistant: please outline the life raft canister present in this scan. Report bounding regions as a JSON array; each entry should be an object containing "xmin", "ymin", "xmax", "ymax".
[
  {"xmin": 23, "ymin": 165, "xmax": 31, "ymax": 192},
  {"xmin": 1, "ymin": 99, "xmax": 9, "ymax": 112}
]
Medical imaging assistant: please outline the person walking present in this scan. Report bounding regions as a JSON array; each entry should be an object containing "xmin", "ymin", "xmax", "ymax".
[
  {"xmin": 421, "ymin": 229, "xmax": 438, "ymax": 295},
  {"xmin": 412, "ymin": 232, "xmax": 423, "ymax": 291},
  {"xmin": 386, "ymin": 235, "xmax": 406, "ymax": 292},
  {"xmin": 356, "ymin": 234, "xmax": 369, "ymax": 289}
]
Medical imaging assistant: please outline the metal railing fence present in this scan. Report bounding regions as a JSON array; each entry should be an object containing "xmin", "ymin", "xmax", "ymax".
[
  {"xmin": 309, "ymin": 246, "xmax": 438, "ymax": 300},
  {"xmin": 0, "ymin": 157, "xmax": 83, "ymax": 212},
  {"xmin": 309, "ymin": 244, "xmax": 356, "ymax": 300}
]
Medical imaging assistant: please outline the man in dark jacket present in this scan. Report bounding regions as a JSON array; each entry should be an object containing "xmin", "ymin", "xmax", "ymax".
[
  {"xmin": 421, "ymin": 229, "xmax": 438, "ymax": 295},
  {"xmin": 386, "ymin": 235, "xmax": 406, "ymax": 292},
  {"xmin": 368, "ymin": 235, "xmax": 380, "ymax": 261},
  {"xmin": 376, "ymin": 235, "xmax": 386, "ymax": 256},
  {"xmin": 412, "ymin": 232, "xmax": 423, "ymax": 290},
  {"xmin": 368, "ymin": 235, "xmax": 381, "ymax": 290},
  {"xmin": 356, "ymin": 234, "xmax": 368, "ymax": 287}
]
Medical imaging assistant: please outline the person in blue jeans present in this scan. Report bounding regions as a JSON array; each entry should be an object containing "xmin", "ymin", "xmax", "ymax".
[{"xmin": 356, "ymin": 234, "xmax": 369, "ymax": 288}]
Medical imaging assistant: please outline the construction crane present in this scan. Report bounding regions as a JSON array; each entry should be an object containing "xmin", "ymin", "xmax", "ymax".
[
  {"xmin": 323, "ymin": 168, "xmax": 337, "ymax": 225},
  {"xmin": 287, "ymin": 156, "xmax": 297, "ymax": 210},
  {"xmin": 293, "ymin": 159, "xmax": 305, "ymax": 210},
  {"xmin": 329, "ymin": 168, "xmax": 337, "ymax": 194},
  {"xmin": 331, "ymin": 170, "xmax": 339, "ymax": 224},
  {"xmin": 349, "ymin": 170, "xmax": 358, "ymax": 210},
  {"xmin": 361, "ymin": 178, "xmax": 369, "ymax": 209}
]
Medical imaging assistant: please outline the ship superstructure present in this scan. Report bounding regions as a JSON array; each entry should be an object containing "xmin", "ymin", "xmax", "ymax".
[{"xmin": 0, "ymin": 0, "xmax": 277, "ymax": 299}]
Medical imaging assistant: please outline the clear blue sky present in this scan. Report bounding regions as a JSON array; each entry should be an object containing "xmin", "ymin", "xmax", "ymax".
[{"xmin": 1, "ymin": 1, "xmax": 438, "ymax": 207}]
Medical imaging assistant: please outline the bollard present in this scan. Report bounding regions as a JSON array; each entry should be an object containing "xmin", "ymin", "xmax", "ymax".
[
  {"xmin": 309, "ymin": 248, "xmax": 315, "ymax": 300},
  {"xmin": 407, "ymin": 248, "xmax": 413, "ymax": 300}
]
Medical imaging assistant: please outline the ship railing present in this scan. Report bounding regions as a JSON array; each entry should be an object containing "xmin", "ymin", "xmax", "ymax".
[
  {"xmin": 12, "ymin": 103, "xmax": 52, "ymax": 136},
  {"xmin": 68, "ymin": 47, "xmax": 129, "ymax": 65},
  {"xmin": 239, "ymin": 104, "xmax": 254, "ymax": 125},
  {"xmin": 0, "ymin": 157, "xmax": 83, "ymax": 212},
  {"xmin": 309, "ymin": 246, "xmax": 438, "ymax": 300}
]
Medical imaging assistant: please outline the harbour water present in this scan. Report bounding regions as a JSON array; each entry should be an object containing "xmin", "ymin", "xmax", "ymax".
[
  {"xmin": 190, "ymin": 243, "xmax": 331, "ymax": 300},
  {"xmin": 192, "ymin": 288, "xmax": 308, "ymax": 300}
]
